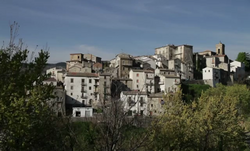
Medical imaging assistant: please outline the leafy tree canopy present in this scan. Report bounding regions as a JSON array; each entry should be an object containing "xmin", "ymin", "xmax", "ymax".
[
  {"xmin": 236, "ymin": 52, "xmax": 250, "ymax": 72},
  {"xmin": 150, "ymin": 85, "xmax": 249, "ymax": 151},
  {"xmin": 0, "ymin": 22, "xmax": 70, "ymax": 150}
]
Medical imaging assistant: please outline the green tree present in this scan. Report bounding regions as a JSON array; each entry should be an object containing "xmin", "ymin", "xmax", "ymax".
[
  {"xmin": 0, "ymin": 22, "xmax": 70, "ymax": 150},
  {"xmin": 150, "ymin": 85, "xmax": 248, "ymax": 151},
  {"xmin": 236, "ymin": 52, "xmax": 250, "ymax": 72}
]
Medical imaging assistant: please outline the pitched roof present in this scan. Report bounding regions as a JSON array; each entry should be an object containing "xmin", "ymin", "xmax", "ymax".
[
  {"xmin": 93, "ymin": 62, "xmax": 102, "ymax": 68},
  {"xmin": 70, "ymin": 53, "xmax": 83, "ymax": 55},
  {"xmin": 131, "ymin": 69, "xmax": 154, "ymax": 73},
  {"xmin": 122, "ymin": 91, "xmax": 147, "ymax": 95},
  {"xmin": 164, "ymin": 75, "xmax": 180, "ymax": 78},
  {"xmin": 66, "ymin": 72, "xmax": 98, "ymax": 77}
]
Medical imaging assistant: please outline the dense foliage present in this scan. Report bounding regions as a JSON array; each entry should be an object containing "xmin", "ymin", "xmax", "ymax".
[
  {"xmin": 0, "ymin": 22, "xmax": 71, "ymax": 150},
  {"xmin": 150, "ymin": 84, "xmax": 250, "ymax": 151},
  {"xmin": 236, "ymin": 52, "xmax": 250, "ymax": 72},
  {"xmin": 182, "ymin": 84, "xmax": 211, "ymax": 103}
]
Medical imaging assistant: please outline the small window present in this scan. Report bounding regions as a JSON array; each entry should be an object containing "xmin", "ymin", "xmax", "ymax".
[
  {"xmin": 75, "ymin": 111, "xmax": 81, "ymax": 117},
  {"xmin": 89, "ymin": 87, "xmax": 91, "ymax": 90},
  {"xmin": 208, "ymin": 70, "xmax": 210, "ymax": 72},
  {"xmin": 71, "ymin": 78, "xmax": 74, "ymax": 83},
  {"xmin": 137, "ymin": 85, "xmax": 139, "ymax": 88},
  {"xmin": 137, "ymin": 80, "xmax": 139, "ymax": 83},
  {"xmin": 137, "ymin": 73, "xmax": 139, "ymax": 77},
  {"xmin": 205, "ymin": 70, "xmax": 206, "ymax": 72},
  {"xmin": 89, "ymin": 79, "xmax": 92, "ymax": 83},
  {"xmin": 71, "ymin": 93, "xmax": 73, "ymax": 96},
  {"xmin": 82, "ymin": 79, "xmax": 85, "ymax": 83},
  {"xmin": 104, "ymin": 81, "xmax": 107, "ymax": 86},
  {"xmin": 104, "ymin": 76, "xmax": 106, "ymax": 79},
  {"xmin": 151, "ymin": 104, "xmax": 153, "ymax": 107},
  {"xmin": 78, "ymin": 56, "xmax": 80, "ymax": 59},
  {"xmin": 71, "ymin": 86, "xmax": 73, "ymax": 90}
]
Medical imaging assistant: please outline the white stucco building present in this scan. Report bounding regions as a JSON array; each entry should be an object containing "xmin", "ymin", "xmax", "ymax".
[
  {"xmin": 230, "ymin": 61, "xmax": 245, "ymax": 81},
  {"xmin": 46, "ymin": 67, "xmax": 66, "ymax": 82},
  {"xmin": 43, "ymin": 78, "xmax": 57, "ymax": 86},
  {"xmin": 64, "ymin": 72, "xmax": 99, "ymax": 106},
  {"xmin": 120, "ymin": 91, "xmax": 149, "ymax": 116},
  {"xmin": 72, "ymin": 107, "xmax": 93, "ymax": 117},
  {"xmin": 156, "ymin": 74, "xmax": 180, "ymax": 93},
  {"xmin": 202, "ymin": 67, "xmax": 221, "ymax": 87},
  {"xmin": 129, "ymin": 69, "xmax": 155, "ymax": 93}
]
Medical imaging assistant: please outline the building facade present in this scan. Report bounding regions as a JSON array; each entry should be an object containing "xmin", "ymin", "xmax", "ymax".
[
  {"xmin": 202, "ymin": 67, "xmax": 221, "ymax": 87},
  {"xmin": 129, "ymin": 69, "xmax": 155, "ymax": 93},
  {"xmin": 64, "ymin": 73, "xmax": 99, "ymax": 106},
  {"xmin": 120, "ymin": 91, "xmax": 148, "ymax": 116}
]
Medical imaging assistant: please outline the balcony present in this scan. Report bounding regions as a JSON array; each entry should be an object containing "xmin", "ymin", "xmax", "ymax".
[
  {"xmin": 81, "ymin": 89, "xmax": 87, "ymax": 92},
  {"xmin": 94, "ymin": 82, "xmax": 99, "ymax": 86},
  {"xmin": 81, "ymin": 83, "xmax": 87, "ymax": 86},
  {"xmin": 94, "ymin": 91, "xmax": 99, "ymax": 95},
  {"xmin": 81, "ymin": 96, "xmax": 87, "ymax": 99}
]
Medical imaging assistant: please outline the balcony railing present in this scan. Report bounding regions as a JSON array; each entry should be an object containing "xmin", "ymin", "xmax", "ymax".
[
  {"xmin": 81, "ymin": 83, "xmax": 87, "ymax": 86},
  {"xmin": 81, "ymin": 89, "xmax": 87, "ymax": 92},
  {"xmin": 81, "ymin": 96, "xmax": 87, "ymax": 99}
]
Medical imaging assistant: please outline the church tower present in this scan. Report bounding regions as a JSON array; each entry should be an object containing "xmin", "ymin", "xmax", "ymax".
[{"xmin": 216, "ymin": 41, "xmax": 225, "ymax": 55}]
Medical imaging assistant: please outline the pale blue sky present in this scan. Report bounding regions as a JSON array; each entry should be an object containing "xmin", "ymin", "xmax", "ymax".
[{"xmin": 0, "ymin": 0, "xmax": 249, "ymax": 63}]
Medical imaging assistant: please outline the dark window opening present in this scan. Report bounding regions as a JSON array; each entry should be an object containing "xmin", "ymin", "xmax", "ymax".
[{"xmin": 76, "ymin": 111, "xmax": 81, "ymax": 117}]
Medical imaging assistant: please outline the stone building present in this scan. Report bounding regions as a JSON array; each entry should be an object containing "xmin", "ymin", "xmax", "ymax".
[
  {"xmin": 155, "ymin": 44, "xmax": 193, "ymax": 64},
  {"xmin": 110, "ymin": 53, "xmax": 134, "ymax": 78},
  {"xmin": 98, "ymin": 73, "xmax": 112, "ymax": 105}
]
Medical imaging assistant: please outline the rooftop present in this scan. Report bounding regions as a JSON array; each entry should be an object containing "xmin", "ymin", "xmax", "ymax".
[
  {"xmin": 70, "ymin": 53, "xmax": 83, "ymax": 55},
  {"xmin": 66, "ymin": 72, "xmax": 98, "ymax": 77},
  {"xmin": 122, "ymin": 91, "xmax": 148, "ymax": 95},
  {"xmin": 163, "ymin": 75, "xmax": 180, "ymax": 78},
  {"xmin": 148, "ymin": 93, "xmax": 164, "ymax": 98},
  {"xmin": 131, "ymin": 69, "xmax": 154, "ymax": 73}
]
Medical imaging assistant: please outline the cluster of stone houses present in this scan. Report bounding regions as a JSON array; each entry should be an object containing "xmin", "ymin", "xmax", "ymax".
[{"xmin": 43, "ymin": 42, "xmax": 246, "ymax": 117}]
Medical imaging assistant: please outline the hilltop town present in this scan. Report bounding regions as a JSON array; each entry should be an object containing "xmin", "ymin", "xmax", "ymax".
[{"xmin": 44, "ymin": 42, "xmax": 247, "ymax": 118}]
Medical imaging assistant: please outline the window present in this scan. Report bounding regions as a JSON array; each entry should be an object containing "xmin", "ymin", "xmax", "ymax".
[
  {"xmin": 104, "ymin": 82, "xmax": 107, "ymax": 86},
  {"xmin": 208, "ymin": 70, "xmax": 210, "ymax": 72},
  {"xmin": 89, "ymin": 79, "xmax": 92, "ymax": 83},
  {"xmin": 71, "ymin": 78, "xmax": 74, "ymax": 83},
  {"xmin": 89, "ymin": 86, "xmax": 91, "ymax": 90},
  {"xmin": 71, "ymin": 93, "xmax": 73, "ymax": 96},
  {"xmin": 137, "ymin": 80, "xmax": 139, "ymax": 83},
  {"xmin": 137, "ymin": 85, "xmax": 139, "ymax": 88},
  {"xmin": 137, "ymin": 73, "xmax": 139, "ymax": 77},
  {"xmin": 104, "ymin": 76, "xmax": 106, "ymax": 79},
  {"xmin": 205, "ymin": 70, "xmax": 206, "ymax": 72},
  {"xmin": 71, "ymin": 86, "xmax": 73, "ymax": 90},
  {"xmin": 82, "ymin": 100, "xmax": 85, "ymax": 104},
  {"xmin": 75, "ymin": 111, "xmax": 81, "ymax": 117},
  {"xmin": 78, "ymin": 56, "xmax": 80, "ymax": 59},
  {"xmin": 82, "ymin": 79, "xmax": 85, "ymax": 83},
  {"xmin": 140, "ymin": 110, "xmax": 144, "ymax": 116},
  {"xmin": 151, "ymin": 104, "xmax": 153, "ymax": 107}
]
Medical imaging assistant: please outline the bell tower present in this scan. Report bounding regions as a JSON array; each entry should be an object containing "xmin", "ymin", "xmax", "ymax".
[{"xmin": 216, "ymin": 41, "xmax": 225, "ymax": 55}]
